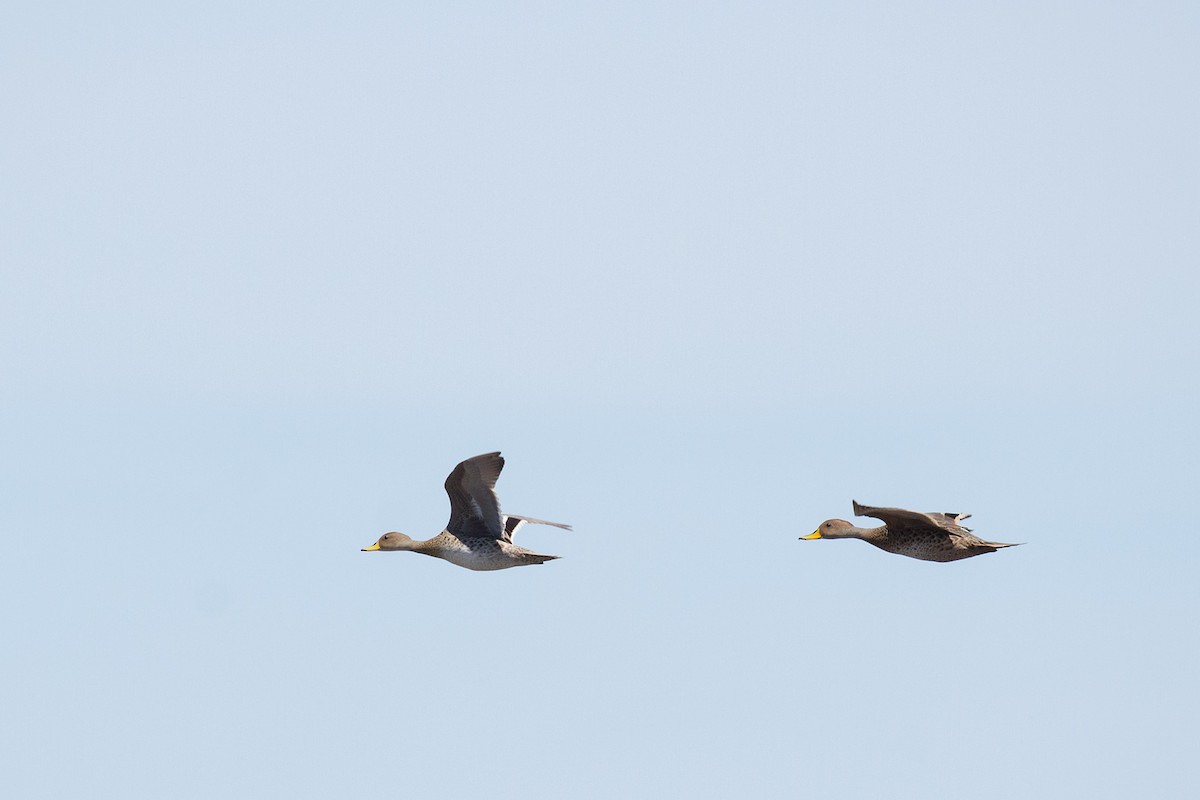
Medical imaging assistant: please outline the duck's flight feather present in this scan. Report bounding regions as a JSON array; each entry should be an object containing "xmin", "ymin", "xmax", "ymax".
[{"xmin": 444, "ymin": 452, "xmax": 505, "ymax": 540}]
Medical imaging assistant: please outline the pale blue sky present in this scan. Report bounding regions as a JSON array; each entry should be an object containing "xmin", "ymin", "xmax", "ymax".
[{"xmin": 1, "ymin": 2, "xmax": 1197, "ymax": 798}]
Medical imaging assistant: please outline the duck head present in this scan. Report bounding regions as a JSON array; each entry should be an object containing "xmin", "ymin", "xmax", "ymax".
[
  {"xmin": 362, "ymin": 532, "xmax": 415, "ymax": 551},
  {"xmin": 802, "ymin": 519, "xmax": 858, "ymax": 540}
]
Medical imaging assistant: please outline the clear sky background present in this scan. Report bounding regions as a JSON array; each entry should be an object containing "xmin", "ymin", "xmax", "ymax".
[{"xmin": 2, "ymin": 2, "xmax": 1197, "ymax": 798}]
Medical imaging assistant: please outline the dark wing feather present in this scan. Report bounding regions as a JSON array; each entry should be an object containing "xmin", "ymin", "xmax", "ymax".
[
  {"xmin": 504, "ymin": 514, "xmax": 572, "ymax": 540},
  {"xmin": 444, "ymin": 452, "xmax": 505, "ymax": 539}
]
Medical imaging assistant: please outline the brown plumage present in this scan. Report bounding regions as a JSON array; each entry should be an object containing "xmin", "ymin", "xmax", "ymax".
[
  {"xmin": 361, "ymin": 452, "xmax": 571, "ymax": 571},
  {"xmin": 802, "ymin": 501, "xmax": 1021, "ymax": 562}
]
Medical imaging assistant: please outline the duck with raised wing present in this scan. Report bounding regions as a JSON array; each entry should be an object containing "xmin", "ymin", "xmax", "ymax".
[
  {"xmin": 361, "ymin": 452, "xmax": 571, "ymax": 571},
  {"xmin": 802, "ymin": 501, "xmax": 1021, "ymax": 562}
]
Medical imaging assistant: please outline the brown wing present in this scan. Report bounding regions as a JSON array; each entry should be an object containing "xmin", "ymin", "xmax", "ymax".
[
  {"xmin": 444, "ymin": 452, "xmax": 505, "ymax": 540},
  {"xmin": 852, "ymin": 500, "xmax": 973, "ymax": 536}
]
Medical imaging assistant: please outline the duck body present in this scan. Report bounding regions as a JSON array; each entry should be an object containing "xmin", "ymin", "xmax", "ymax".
[
  {"xmin": 861, "ymin": 524, "xmax": 1015, "ymax": 562},
  {"xmin": 402, "ymin": 529, "xmax": 560, "ymax": 571},
  {"xmin": 805, "ymin": 501, "xmax": 1021, "ymax": 563}
]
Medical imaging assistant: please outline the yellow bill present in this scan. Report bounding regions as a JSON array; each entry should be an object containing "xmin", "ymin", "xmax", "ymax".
[
  {"xmin": 361, "ymin": 542, "xmax": 381, "ymax": 551},
  {"xmin": 801, "ymin": 530, "xmax": 822, "ymax": 540}
]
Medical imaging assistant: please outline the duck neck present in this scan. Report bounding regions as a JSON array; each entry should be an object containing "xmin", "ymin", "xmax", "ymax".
[
  {"xmin": 410, "ymin": 535, "xmax": 453, "ymax": 557},
  {"xmin": 852, "ymin": 525, "xmax": 887, "ymax": 543},
  {"xmin": 407, "ymin": 538, "xmax": 435, "ymax": 554}
]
